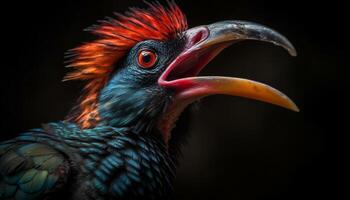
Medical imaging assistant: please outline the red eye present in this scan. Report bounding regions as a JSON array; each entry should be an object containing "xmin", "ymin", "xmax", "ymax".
[{"xmin": 137, "ymin": 49, "xmax": 157, "ymax": 69}]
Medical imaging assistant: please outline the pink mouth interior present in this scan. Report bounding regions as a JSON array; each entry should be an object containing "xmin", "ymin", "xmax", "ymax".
[
  {"xmin": 159, "ymin": 27, "xmax": 227, "ymax": 88},
  {"xmin": 165, "ymin": 48, "xmax": 215, "ymax": 81}
]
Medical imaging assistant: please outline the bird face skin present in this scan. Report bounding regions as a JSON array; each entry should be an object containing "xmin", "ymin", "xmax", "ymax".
[{"xmin": 98, "ymin": 20, "xmax": 298, "ymax": 143}]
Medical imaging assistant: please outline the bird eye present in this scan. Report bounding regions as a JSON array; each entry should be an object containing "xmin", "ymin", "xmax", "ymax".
[{"xmin": 137, "ymin": 49, "xmax": 157, "ymax": 69}]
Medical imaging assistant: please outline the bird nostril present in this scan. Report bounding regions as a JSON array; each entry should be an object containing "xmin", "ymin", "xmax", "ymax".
[
  {"xmin": 185, "ymin": 26, "xmax": 209, "ymax": 48},
  {"xmin": 192, "ymin": 30, "xmax": 203, "ymax": 44}
]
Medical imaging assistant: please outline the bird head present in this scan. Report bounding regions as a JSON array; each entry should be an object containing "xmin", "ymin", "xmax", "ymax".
[{"xmin": 65, "ymin": 1, "xmax": 298, "ymax": 144}]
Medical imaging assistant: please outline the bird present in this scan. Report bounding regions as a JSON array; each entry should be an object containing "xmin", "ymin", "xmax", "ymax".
[{"xmin": 0, "ymin": 1, "xmax": 299, "ymax": 200}]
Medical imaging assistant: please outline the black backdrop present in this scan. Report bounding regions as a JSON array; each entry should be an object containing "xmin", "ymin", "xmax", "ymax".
[{"xmin": 0, "ymin": 0, "xmax": 347, "ymax": 199}]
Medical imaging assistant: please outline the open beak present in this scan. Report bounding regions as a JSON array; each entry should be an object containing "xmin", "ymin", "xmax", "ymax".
[{"xmin": 158, "ymin": 20, "xmax": 299, "ymax": 112}]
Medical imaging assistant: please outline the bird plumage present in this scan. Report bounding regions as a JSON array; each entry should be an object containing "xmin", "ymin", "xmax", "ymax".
[
  {"xmin": 1, "ymin": 3, "xmax": 186, "ymax": 199},
  {"xmin": 1, "ymin": 1, "xmax": 298, "ymax": 199},
  {"xmin": 1, "ymin": 122, "xmax": 176, "ymax": 199}
]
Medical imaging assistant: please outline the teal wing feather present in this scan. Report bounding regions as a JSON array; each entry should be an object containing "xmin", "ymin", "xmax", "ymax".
[{"xmin": 0, "ymin": 139, "xmax": 70, "ymax": 200}]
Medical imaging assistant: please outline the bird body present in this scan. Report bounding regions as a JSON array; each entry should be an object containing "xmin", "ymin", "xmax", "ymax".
[
  {"xmin": 0, "ymin": 1, "xmax": 298, "ymax": 199},
  {"xmin": 1, "ymin": 122, "xmax": 175, "ymax": 199}
]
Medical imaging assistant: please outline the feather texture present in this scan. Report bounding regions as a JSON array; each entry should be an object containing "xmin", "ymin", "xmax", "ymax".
[
  {"xmin": 65, "ymin": 1, "xmax": 187, "ymax": 129},
  {"xmin": 1, "ymin": 122, "xmax": 177, "ymax": 199}
]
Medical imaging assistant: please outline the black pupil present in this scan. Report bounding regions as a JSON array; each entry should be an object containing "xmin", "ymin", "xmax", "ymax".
[{"xmin": 142, "ymin": 52, "xmax": 152, "ymax": 63}]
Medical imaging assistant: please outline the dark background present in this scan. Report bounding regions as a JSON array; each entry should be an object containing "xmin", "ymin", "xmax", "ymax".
[{"xmin": 0, "ymin": 0, "xmax": 347, "ymax": 199}]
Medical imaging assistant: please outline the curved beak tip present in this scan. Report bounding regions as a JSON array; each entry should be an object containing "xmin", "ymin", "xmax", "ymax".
[
  {"xmin": 285, "ymin": 43, "xmax": 297, "ymax": 57},
  {"xmin": 284, "ymin": 42, "xmax": 297, "ymax": 57},
  {"xmin": 286, "ymin": 100, "xmax": 300, "ymax": 112}
]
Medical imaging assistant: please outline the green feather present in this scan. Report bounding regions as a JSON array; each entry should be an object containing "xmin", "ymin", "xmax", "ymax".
[
  {"xmin": 4, "ymin": 171, "xmax": 25, "ymax": 184},
  {"xmin": 19, "ymin": 144, "xmax": 56, "ymax": 156},
  {"xmin": 19, "ymin": 169, "xmax": 38, "ymax": 184},
  {"xmin": 40, "ymin": 156, "xmax": 63, "ymax": 172},
  {"xmin": 19, "ymin": 170, "xmax": 48, "ymax": 193},
  {"xmin": 0, "ymin": 151, "xmax": 27, "ymax": 175},
  {"xmin": 45, "ymin": 174, "xmax": 59, "ymax": 190}
]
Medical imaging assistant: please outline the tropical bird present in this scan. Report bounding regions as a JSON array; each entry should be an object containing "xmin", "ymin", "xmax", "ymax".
[{"xmin": 0, "ymin": 1, "xmax": 298, "ymax": 200}]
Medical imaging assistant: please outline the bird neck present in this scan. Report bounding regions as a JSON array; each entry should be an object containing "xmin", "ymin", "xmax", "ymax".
[{"xmin": 98, "ymin": 82, "xmax": 169, "ymax": 135}]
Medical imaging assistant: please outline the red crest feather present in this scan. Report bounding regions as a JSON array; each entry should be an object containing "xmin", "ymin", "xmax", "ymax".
[{"xmin": 65, "ymin": 1, "xmax": 188, "ymax": 128}]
